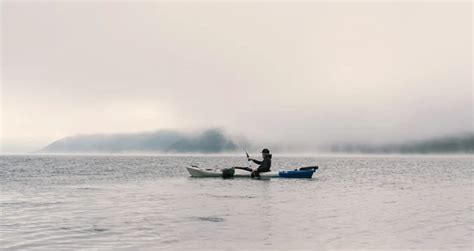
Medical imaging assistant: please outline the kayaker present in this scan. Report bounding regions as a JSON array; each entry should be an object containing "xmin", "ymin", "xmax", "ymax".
[{"xmin": 248, "ymin": 148, "xmax": 272, "ymax": 178}]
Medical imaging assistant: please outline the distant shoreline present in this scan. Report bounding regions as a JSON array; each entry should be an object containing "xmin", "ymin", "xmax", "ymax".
[
  {"xmin": 1, "ymin": 152, "xmax": 473, "ymax": 158},
  {"xmin": 4, "ymin": 131, "xmax": 473, "ymax": 156}
]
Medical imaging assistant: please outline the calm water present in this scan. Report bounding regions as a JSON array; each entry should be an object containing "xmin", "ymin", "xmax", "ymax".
[{"xmin": 1, "ymin": 155, "xmax": 472, "ymax": 250}]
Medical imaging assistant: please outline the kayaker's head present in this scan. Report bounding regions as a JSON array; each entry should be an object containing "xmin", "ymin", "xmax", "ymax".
[{"xmin": 261, "ymin": 148, "xmax": 271, "ymax": 158}]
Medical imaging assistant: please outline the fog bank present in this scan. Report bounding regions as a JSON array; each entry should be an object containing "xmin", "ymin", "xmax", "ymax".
[{"xmin": 2, "ymin": 2, "xmax": 472, "ymax": 153}]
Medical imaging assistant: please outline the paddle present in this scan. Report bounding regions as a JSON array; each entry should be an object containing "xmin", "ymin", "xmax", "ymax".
[{"xmin": 233, "ymin": 150, "xmax": 253, "ymax": 172}]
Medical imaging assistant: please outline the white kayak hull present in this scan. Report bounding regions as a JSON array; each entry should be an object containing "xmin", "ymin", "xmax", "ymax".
[{"xmin": 185, "ymin": 166, "xmax": 279, "ymax": 178}]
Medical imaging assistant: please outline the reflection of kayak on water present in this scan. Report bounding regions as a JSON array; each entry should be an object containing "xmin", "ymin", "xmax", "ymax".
[{"xmin": 185, "ymin": 165, "xmax": 318, "ymax": 179}]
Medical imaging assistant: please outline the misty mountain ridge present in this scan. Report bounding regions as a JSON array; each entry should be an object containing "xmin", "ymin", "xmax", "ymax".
[
  {"xmin": 42, "ymin": 128, "xmax": 237, "ymax": 153},
  {"xmin": 41, "ymin": 128, "xmax": 473, "ymax": 154},
  {"xmin": 328, "ymin": 132, "xmax": 474, "ymax": 154}
]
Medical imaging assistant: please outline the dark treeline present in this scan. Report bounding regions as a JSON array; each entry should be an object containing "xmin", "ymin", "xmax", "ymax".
[
  {"xmin": 42, "ymin": 130, "xmax": 474, "ymax": 154},
  {"xmin": 329, "ymin": 133, "xmax": 474, "ymax": 154},
  {"xmin": 42, "ymin": 128, "xmax": 237, "ymax": 153}
]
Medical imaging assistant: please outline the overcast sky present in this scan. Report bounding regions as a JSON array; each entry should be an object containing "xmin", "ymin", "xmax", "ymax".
[{"xmin": 1, "ymin": 2, "xmax": 473, "ymax": 152}]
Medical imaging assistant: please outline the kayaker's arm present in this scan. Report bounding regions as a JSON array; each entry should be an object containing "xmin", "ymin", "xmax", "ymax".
[{"xmin": 248, "ymin": 158, "xmax": 263, "ymax": 165}]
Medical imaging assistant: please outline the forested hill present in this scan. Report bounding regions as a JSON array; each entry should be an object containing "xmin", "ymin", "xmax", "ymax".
[
  {"xmin": 42, "ymin": 129, "xmax": 237, "ymax": 153},
  {"xmin": 329, "ymin": 133, "xmax": 474, "ymax": 154}
]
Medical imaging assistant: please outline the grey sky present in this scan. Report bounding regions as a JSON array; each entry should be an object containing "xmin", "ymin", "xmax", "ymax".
[{"xmin": 1, "ymin": 2, "xmax": 472, "ymax": 152}]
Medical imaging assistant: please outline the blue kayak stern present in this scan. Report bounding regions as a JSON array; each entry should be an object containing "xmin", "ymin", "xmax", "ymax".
[{"xmin": 278, "ymin": 169, "xmax": 315, "ymax": 178}]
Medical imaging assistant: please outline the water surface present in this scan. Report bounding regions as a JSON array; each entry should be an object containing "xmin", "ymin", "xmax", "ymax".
[{"xmin": 1, "ymin": 155, "xmax": 472, "ymax": 250}]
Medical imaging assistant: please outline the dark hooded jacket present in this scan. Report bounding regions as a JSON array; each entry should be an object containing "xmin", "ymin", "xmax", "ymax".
[{"xmin": 250, "ymin": 154, "xmax": 272, "ymax": 172}]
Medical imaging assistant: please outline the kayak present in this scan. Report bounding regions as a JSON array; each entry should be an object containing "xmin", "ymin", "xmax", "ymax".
[
  {"xmin": 186, "ymin": 166, "xmax": 318, "ymax": 179},
  {"xmin": 185, "ymin": 165, "xmax": 318, "ymax": 179}
]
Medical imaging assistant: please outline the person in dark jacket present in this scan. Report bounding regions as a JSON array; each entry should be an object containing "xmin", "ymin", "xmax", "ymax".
[{"xmin": 248, "ymin": 148, "xmax": 272, "ymax": 178}]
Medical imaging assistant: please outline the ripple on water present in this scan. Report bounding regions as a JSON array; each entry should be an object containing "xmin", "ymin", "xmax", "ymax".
[{"xmin": 192, "ymin": 216, "xmax": 225, "ymax": 222}]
